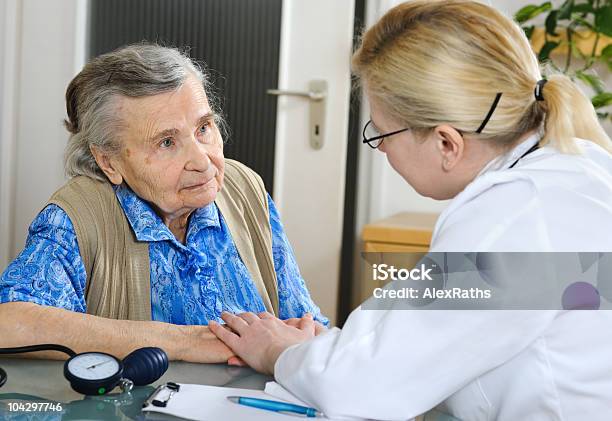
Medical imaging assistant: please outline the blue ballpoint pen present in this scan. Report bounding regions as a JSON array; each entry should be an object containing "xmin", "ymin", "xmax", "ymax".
[{"xmin": 227, "ymin": 396, "xmax": 325, "ymax": 418}]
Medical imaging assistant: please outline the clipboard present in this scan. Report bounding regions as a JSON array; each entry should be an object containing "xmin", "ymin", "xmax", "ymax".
[
  {"xmin": 142, "ymin": 382, "xmax": 455, "ymax": 421},
  {"xmin": 141, "ymin": 381, "xmax": 337, "ymax": 421},
  {"xmin": 143, "ymin": 382, "xmax": 181, "ymax": 408}
]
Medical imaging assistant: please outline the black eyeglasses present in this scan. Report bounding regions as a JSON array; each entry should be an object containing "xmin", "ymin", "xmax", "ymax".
[
  {"xmin": 362, "ymin": 92, "xmax": 503, "ymax": 149},
  {"xmin": 362, "ymin": 120, "xmax": 411, "ymax": 149}
]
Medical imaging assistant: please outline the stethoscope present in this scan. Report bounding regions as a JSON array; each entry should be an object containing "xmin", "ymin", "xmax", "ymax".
[{"xmin": 0, "ymin": 344, "xmax": 168, "ymax": 395}]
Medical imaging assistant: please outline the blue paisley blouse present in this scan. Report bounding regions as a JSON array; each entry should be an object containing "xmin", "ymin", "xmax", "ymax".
[{"xmin": 0, "ymin": 183, "xmax": 328, "ymax": 326}]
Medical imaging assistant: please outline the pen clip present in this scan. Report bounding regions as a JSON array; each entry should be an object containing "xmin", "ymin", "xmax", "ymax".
[{"xmin": 143, "ymin": 382, "xmax": 181, "ymax": 408}]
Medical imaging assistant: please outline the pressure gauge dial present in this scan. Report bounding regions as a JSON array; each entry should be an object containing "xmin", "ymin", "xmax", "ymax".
[{"xmin": 64, "ymin": 352, "xmax": 124, "ymax": 395}]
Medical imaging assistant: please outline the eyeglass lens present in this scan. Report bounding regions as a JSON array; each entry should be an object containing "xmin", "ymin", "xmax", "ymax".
[{"xmin": 363, "ymin": 121, "xmax": 383, "ymax": 148}]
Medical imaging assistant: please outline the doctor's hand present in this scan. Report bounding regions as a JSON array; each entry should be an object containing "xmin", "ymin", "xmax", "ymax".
[
  {"xmin": 209, "ymin": 311, "xmax": 316, "ymax": 375},
  {"xmin": 283, "ymin": 315, "xmax": 328, "ymax": 336}
]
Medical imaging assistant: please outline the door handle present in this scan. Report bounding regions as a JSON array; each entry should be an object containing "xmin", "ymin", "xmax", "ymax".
[
  {"xmin": 266, "ymin": 80, "xmax": 327, "ymax": 150},
  {"xmin": 266, "ymin": 88, "xmax": 326, "ymax": 101}
]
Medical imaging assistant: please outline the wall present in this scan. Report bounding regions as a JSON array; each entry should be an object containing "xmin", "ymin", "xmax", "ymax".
[
  {"xmin": 0, "ymin": 0, "xmax": 87, "ymax": 268},
  {"xmin": 0, "ymin": 0, "xmax": 20, "ymax": 268},
  {"xmin": 0, "ymin": 3, "xmax": 4, "ymax": 136}
]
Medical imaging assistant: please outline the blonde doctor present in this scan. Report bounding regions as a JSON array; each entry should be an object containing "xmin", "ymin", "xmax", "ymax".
[{"xmin": 210, "ymin": 1, "xmax": 612, "ymax": 420}]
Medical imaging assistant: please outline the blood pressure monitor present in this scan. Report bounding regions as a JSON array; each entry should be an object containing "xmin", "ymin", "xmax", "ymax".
[
  {"xmin": 0, "ymin": 345, "xmax": 168, "ymax": 396},
  {"xmin": 64, "ymin": 352, "xmax": 125, "ymax": 395}
]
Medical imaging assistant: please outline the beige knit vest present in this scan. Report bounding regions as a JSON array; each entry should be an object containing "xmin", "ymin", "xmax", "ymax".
[{"xmin": 47, "ymin": 159, "xmax": 279, "ymax": 321}]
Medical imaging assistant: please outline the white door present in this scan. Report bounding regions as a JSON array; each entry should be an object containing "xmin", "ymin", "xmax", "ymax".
[{"xmin": 272, "ymin": 0, "xmax": 355, "ymax": 325}]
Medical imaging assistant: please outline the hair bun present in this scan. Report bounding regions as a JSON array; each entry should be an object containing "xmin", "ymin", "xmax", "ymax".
[
  {"xmin": 63, "ymin": 118, "xmax": 79, "ymax": 134},
  {"xmin": 64, "ymin": 76, "xmax": 81, "ymax": 134}
]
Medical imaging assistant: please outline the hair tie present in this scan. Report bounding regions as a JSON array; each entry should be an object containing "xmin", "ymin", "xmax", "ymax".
[{"xmin": 534, "ymin": 79, "xmax": 547, "ymax": 101}]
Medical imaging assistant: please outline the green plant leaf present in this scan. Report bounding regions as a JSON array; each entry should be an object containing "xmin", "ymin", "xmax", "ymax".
[
  {"xmin": 539, "ymin": 40, "xmax": 560, "ymax": 61},
  {"xmin": 515, "ymin": 2, "xmax": 552, "ymax": 23},
  {"xmin": 573, "ymin": 3, "xmax": 594, "ymax": 14},
  {"xmin": 558, "ymin": 0, "xmax": 575, "ymax": 20},
  {"xmin": 601, "ymin": 44, "xmax": 612, "ymax": 71},
  {"xmin": 523, "ymin": 25, "xmax": 536, "ymax": 39},
  {"xmin": 595, "ymin": 4, "xmax": 612, "ymax": 36},
  {"xmin": 575, "ymin": 70, "xmax": 605, "ymax": 94},
  {"xmin": 591, "ymin": 92, "xmax": 612, "ymax": 109},
  {"xmin": 545, "ymin": 10, "xmax": 559, "ymax": 35}
]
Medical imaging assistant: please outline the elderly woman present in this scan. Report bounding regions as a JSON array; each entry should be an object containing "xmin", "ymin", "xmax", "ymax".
[{"xmin": 0, "ymin": 44, "xmax": 326, "ymax": 363}]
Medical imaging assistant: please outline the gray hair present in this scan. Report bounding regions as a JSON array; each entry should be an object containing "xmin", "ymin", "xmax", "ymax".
[{"xmin": 64, "ymin": 43, "xmax": 226, "ymax": 181}]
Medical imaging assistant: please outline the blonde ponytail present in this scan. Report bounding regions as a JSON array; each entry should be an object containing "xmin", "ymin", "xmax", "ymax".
[
  {"xmin": 352, "ymin": 0, "xmax": 612, "ymax": 155},
  {"xmin": 539, "ymin": 74, "xmax": 612, "ymax": 153}
]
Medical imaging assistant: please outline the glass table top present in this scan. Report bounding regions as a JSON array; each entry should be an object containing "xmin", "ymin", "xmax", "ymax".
[{"xmin": 0, "ymin": 357, "xmax": 272, "ymax": 420}]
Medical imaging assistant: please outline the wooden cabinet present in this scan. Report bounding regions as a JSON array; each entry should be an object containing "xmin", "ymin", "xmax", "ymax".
[
  {"xmin": 362, "ymin": 212, "xmax": 438, "ymax": 251},
  {"xmin": 357, "ymin": 212, "xmax": 438, "ymax": 307}
]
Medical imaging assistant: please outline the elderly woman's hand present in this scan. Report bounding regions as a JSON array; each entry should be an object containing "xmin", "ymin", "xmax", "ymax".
[
  {"xmin": 178, "ymin": 325, "xmax": 238, "ymax": 364},
  {"xmin": 209, "ymin": 311, "xmax": 317, "ymax": 375}
]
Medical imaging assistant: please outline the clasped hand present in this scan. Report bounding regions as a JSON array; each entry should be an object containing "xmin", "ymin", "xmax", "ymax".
[{"xmin": 209, "ymin": 311, "xmax": 326, "ymax": 375}]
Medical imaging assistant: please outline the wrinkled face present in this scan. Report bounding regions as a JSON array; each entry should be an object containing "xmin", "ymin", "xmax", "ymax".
[{"xmin": 106, "ymin": 74, "xmax": 224, "ymax": 220}]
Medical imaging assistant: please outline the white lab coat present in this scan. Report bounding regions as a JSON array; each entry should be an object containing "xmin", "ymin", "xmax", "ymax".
[{"xmin": 274, "ymin": 134, "xmax": 612, "ymax": 420}]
